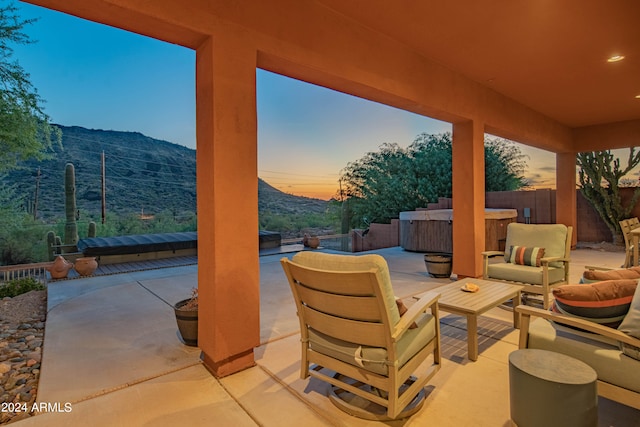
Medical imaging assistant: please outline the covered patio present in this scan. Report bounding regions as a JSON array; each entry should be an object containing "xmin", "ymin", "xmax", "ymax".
[
  {"xmin": 11, "ymin": 247, "xmax": 639, "ymax": 426},
  {"xmin": 23, "ymin": 0, "xmax": 640, "ymax": 380}
]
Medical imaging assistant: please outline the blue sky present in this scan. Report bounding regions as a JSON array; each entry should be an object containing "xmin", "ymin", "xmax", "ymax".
[{"xmin": 13, "ymin": 2, "xmax": 559, "ymax": 199}]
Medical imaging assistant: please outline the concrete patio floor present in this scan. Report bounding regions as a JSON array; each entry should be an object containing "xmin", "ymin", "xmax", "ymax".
[{"xmin": 13, "ymin": 246, "xmax": 640, "ymax": 426}]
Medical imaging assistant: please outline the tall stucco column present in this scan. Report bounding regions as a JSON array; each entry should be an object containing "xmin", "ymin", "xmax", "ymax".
[
  {"xmin": 452, "ymin": 120, "xmax": 486, "ymax": 278},
  {"xmin": 195, "ymin": 35, "xmax": 260, "ymax": 377},
  {"xmin": 556, "ymin": 152, "xmax": 577, "ymax": 247}
]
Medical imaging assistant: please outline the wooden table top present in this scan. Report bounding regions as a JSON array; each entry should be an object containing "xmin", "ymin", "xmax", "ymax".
[{"xmin": 428, "ymin": 278, "xmax": 523, "ymax": 315}]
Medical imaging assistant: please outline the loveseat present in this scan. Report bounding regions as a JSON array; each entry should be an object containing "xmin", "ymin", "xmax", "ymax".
[{"xmin": 516, "ymin": 269, "xmax": 640, "ymax": 410}]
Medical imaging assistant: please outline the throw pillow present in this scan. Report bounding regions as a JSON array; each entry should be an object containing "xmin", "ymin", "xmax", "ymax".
[
  {"xmin": 551, "ymin": 279, "xmax": 638, "ymax": 328},
  {"xmin": 396, "ymin": 299, "xmax": 418, "ymax": 329},
  {"xmin": 583, "ymin": 266, "xmax": 640, "ymax": 282},
  {"xmin": 509, "ymin": 245, "xmax": 545, "ymax": 267},
  {"xmin": 618, "ymin": 284, "xmax": 640, "ymax": 360}
]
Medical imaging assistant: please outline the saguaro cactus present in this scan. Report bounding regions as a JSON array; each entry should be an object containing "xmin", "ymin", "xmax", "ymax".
[
  {"xmin": 46, "ymin": 231, "xmax": 56, "ymax": 261},
  {"xmin": 64, "ymin": 163, "xmax": 79, "ymax": 246},
  {"xmin": 88, "ymin": 221, "xmax": 96, "ymax": 238}
]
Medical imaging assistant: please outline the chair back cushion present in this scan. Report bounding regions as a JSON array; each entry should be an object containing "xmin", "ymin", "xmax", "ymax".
[
  {"xmin": 291, "ymin": 252, "xmax": 401, "ymax": 325},
  {"xmin": 504, "ymin": 223, "xmax": 568, "ymax": 266},
  {"xmin": 618, "ymin": 285, "xmax": 640, "ymax": 360}
]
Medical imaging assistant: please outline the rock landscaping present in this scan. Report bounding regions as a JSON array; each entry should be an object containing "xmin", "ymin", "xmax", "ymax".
[{"xmin": 0, "ymin": 290, "xmax": 46, "ymax": 424}]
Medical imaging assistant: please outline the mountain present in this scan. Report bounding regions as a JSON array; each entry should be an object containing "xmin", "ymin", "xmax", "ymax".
[
  {"xmin": 258, "ymin": 178, "xmax": 328, "ymax": 214},
  {"xmin": 8, "ymin": 125, "xmax": 328, "ymax": 220}
]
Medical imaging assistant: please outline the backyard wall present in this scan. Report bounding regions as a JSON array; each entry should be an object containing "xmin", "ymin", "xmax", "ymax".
[{"xmin": 351, "ymin": 220, "xmax": 399, "ymax": 251}]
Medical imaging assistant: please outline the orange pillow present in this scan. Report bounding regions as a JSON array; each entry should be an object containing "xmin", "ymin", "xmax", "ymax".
[
  {"xmin": 552, "ymin": 279, "xmax": 638, "ymax": 328},
  {"xmin": 583, "ymin": 266, "xmax": 640, "ymax": 281}
]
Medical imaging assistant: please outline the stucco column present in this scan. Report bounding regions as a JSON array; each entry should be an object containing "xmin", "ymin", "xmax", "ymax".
[
  {"xmin": 452, "ymin": 120, "xmax": 486, "ymax": 278},
  {"xmin": 556, "ymin": 152, "xmax": 577, "ymax": 247},
  {"xmin": 196, "ymin": 35, "xmax": 260, "ymax": 377}
]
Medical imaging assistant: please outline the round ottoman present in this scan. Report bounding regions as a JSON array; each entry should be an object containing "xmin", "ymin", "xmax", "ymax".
[{"xmin": 509, "ymin": 349, "xmax": 597, "ymax": 427}]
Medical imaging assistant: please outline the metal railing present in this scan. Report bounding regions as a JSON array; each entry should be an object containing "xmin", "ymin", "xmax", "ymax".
[{"xmin": 0, "ymin": 262, "xmax": 51, "ymax": 285}]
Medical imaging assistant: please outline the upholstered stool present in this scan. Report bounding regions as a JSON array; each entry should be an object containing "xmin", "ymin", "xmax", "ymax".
[{"xmin": 509, "ymin": 349, "xmax": 597, "ymax": 427}]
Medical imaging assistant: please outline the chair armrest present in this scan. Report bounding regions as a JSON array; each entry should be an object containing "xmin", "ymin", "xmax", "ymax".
[
  {"xmin": 516, "ymin": 305, "xmax": 640, "ymax": 347},
  {"xmin": 584, "ymin": 265, "xmax": 615, "ymax": 271},
  {"xmin": 481, "ymin": 251, "xmax": 504, "ymax": 259},
  {"xmin": 482, "ymin": 251, "xmax": 505, "ymax": 279},
  {"xmin": 393, "ymin": 291, "xmax": 440, "ymax": 340}
]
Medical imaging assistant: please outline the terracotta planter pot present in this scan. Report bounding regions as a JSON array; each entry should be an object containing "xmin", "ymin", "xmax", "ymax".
[
  {"xmin": 47, "ymin": 256, "xmax": 74, "ymax": 279},
  {"xmin": 303, "ymin": 234, "xmax": 320, "ymax": 249},
  {"xmin": 74, "ymin": 257, "xmax": 98, "ymax": 276},
  {"xmin": 174, "ymin": 299, "xmax": 198, "ymax": 346}
]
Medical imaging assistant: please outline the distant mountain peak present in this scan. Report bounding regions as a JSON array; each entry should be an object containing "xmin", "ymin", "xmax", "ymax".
[{"xmin": 8, "ymin": 125, "xmax": 327, "ymax": 219}]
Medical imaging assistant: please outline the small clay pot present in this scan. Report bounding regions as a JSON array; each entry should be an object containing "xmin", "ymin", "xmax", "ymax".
[
  {"xmin": 74, "ymin": 257, "xmax": 98, "ymax": 276},
  {"xmin": 47, "ymin": 256, "xmax": 74, "ymax": 279},
  {"xmin": 303, "ymin": 234, "xmax": 320, "ymax": 249},
  {"xmin": 306, "ymin": 236, "xmax": 320, "ymax": 249}
]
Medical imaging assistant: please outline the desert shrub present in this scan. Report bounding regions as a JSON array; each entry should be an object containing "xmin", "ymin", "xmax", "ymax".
[
  {"xmin": 1, "ymin": 225, "xmax": 49, "ymax": 265},
  {"xmin": 259, "ymin": 211, "xmax": 340, "ymax": 238},
  {"xmin": 0, "ymin": 185, "xmax": 50, "ymax": 264},
  {"xmin": 0, "ymin": 277, "xmax": 45, "ymax": 298}
]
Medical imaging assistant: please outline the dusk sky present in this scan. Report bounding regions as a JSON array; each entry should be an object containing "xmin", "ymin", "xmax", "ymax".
[{"xmin": 12, "ymin": 2, "xmax": 563, "ymax": 200}]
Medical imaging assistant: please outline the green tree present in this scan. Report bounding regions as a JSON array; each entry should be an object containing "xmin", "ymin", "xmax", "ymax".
[
  {"xmin": 340, "ymin": 132, "xmax": 528, "ymax": 227},
  {"xmin": 340, "ymin": 143, "xmax": 415, "ymax": 226},
  {"xmin": 0, "ymin": 181, "xmax": 47, "ymax": 264},
  {"xmin": 577, "ymin": 149, "xmax": 640, "ymax": 245},
  {"xmin": 0, "ymin": 2, "xmax": 61, "ymax": 173},
  {"xmin": 484, "ymin": 138, "xmax": 528, "ymax": 191},
  {"xmin": 0, "ymin": 3, "xmax": 61, "ymax": 264}
]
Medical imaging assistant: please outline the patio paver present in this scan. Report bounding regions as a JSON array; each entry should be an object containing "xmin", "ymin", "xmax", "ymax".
[{"xmin": 13, "ymin": 246, "xmax": 639, "ymax": 426}]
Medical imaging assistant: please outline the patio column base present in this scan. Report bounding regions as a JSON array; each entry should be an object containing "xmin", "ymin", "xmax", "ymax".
[{"xmin": 202, "ymin": 349, "xmax": 256, "ymax": 378}]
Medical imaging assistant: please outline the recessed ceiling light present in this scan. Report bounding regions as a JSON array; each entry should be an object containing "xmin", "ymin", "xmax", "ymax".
[
  {"xmin": 636, "ymin": 94, "xmax": 640, "ymax": 99},
  {"xmin": 607, "ymin": 55, "xmax": 625, "ymax": 63}
]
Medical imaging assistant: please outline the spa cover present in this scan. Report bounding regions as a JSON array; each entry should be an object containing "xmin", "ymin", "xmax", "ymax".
[{"xmin": 399, "ymin": 208, "xmax": 517, "ymax": 221}]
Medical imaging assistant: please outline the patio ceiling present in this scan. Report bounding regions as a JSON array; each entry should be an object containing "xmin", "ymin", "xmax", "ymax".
[
  {"xmin": 27, "ymin": 0, "xmax": 640, "ymax": 152},
  {"xmin": 319, "ymin": 1, "xmax": 640, "ymax": 132}
]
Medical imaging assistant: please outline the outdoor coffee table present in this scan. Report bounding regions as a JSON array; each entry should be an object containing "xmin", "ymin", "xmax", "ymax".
[{"xmin": 415, "ymin": 278, "xmax": 523, "ymax": 361}]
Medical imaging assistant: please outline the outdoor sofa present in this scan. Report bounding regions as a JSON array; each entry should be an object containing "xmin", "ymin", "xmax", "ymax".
[{"xmin": 516, "ymin": 266, "xmax": 640, "ymax": 410}]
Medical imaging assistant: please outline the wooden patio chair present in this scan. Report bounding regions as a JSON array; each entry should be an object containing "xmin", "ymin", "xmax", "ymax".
[
  {"xmin": 619, "ymin": 218, "xmax": 640, "ymax": 268},
  {"xmin": 280, "ymin": 252, "xmax": 441, "ymax": 420},
  {"xmin": 482, "ymin": 223, "xmax": 572, "ymax": 309}
]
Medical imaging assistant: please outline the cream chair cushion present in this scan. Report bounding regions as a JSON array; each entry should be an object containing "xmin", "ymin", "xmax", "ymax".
[
  {"xmin": 527, "ymin": 318, "xmax": 640, "ymax": 394},
  {"xmin": 503, "ymin": 223, "xmax": 568, "ymax": 267},
  {"xmin": 487, "ymin": 263, "xmax": 566, "ymax": 285},
  {"xmin": 292, "ymin": 251, "xmax": 401, "ymax": 324}
]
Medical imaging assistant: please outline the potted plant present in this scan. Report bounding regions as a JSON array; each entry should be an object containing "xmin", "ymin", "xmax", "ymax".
[
  {"xmin": 74, "ymin": 256, "xmax": 98, "ymax": 276},
  {"xmin": 174, "ymin": 288, "xmax": 198, "ymax": 346}
]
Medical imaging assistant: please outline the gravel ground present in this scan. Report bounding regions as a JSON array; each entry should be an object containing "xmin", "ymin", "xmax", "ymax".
[{"xmin": 0, "ymin": 290, "xmax": 46, "ymax": 424}]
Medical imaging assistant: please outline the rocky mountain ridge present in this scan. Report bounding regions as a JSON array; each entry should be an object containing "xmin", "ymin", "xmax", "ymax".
[{"xmin": 8, "ymin": 125, "xmax": 328, "ymax": 220}]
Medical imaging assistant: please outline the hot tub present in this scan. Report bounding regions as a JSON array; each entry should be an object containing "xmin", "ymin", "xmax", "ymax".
[{"xmin": 399, "ymin": 208, "xmax": 517, "ymax": 252}]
